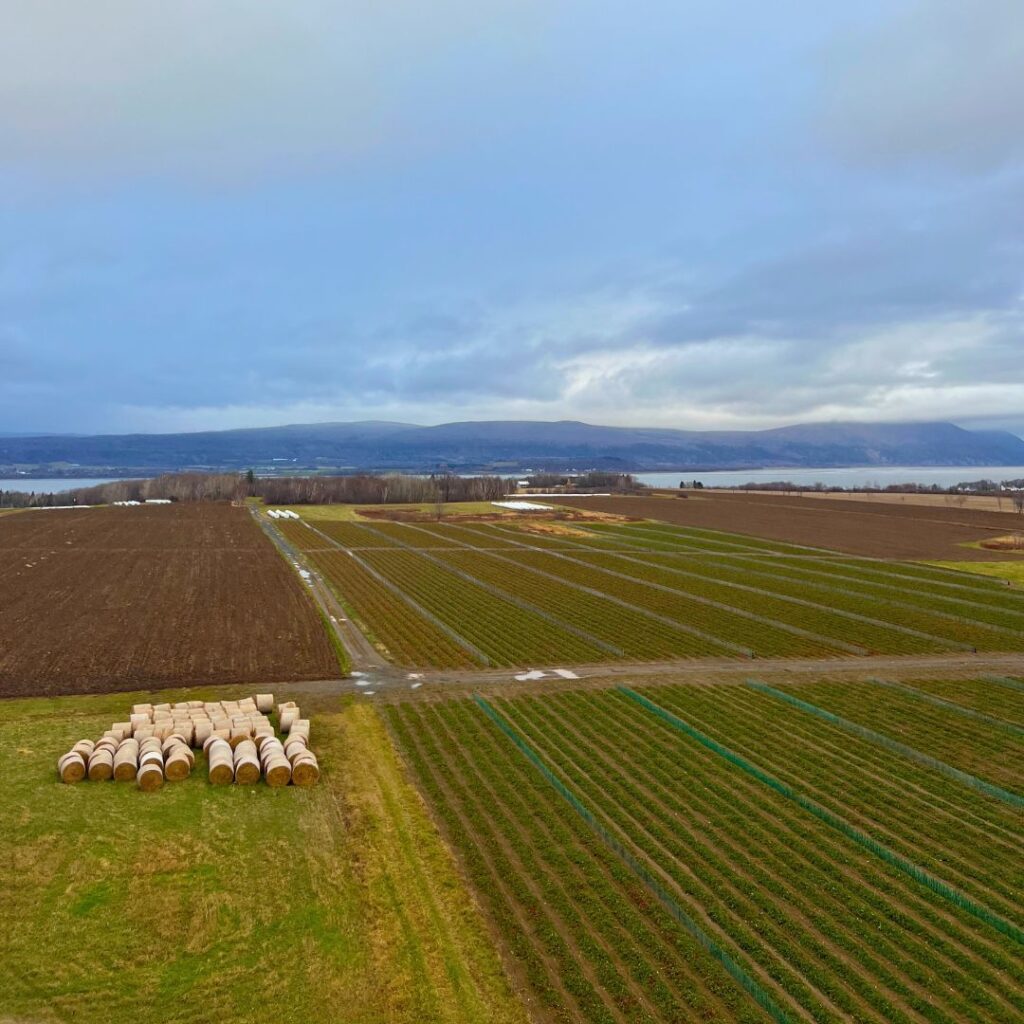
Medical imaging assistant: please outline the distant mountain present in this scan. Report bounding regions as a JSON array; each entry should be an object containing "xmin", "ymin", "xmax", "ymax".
[{"xmin": 2, "ymin": 419, "xmax": 1023, "ymax": 477}]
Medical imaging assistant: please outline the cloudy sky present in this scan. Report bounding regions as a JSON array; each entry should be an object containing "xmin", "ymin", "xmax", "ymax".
[{"xmin": 2, "ymin": 0, "xmax": 1023, "ymax": 436}]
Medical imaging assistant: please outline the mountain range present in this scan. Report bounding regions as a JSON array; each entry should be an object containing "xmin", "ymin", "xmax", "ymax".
[{"xmin": 2, "ymin": 419, "xmax": 1024, "ymax": 478}]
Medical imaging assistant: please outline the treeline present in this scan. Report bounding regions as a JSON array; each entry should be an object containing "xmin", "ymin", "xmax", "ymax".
[
  {"xmin": 0, "ymin": 473, "xmax": 248, "ymax": 508},
  {"xmin": 523, "ymin": 471, "xmax": 642, "ymax": 492},
  {"xmin": 257, "ymin": 473, "xmax": 510, "ymax": 505}
]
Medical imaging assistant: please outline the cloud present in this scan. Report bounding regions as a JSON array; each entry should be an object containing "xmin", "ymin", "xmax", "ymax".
[
  {"xmin": 820, "ymin": 0, "xmax": 1024, "ymax": 171},
  {"xmin": 0, "ymin": 0, "xmax": 543, "ymax": 179}
]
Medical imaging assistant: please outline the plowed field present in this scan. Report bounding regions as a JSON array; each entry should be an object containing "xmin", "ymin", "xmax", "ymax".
[{"xmin": 0, "ymin": 504, "xmax": 337, "ymax": 696}]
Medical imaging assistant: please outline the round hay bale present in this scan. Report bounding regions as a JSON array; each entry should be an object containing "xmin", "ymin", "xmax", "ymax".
[
  {"xmin": 58, "ymin": 751, "xmax": 86, "ymax": 783},
  {"xmin": 228, "ymin": 727, "xmax": 251, "ymax": 748},
  {"xmin": 234, "ymin": 739, "xmax": 257, "ymax": 759},
  {"xmin": 93, "ymin": 738, "xmax": 118, "ymax": 755},
  {"xmin": 279, "ymin": 710, "xmax": 297, "ymax": 734},
  {"xmin": 140, "ymin": 749, "xmax": 164, "ymax": 769},
  {"xmin": 87, "ymin": 748, "xmax": 114, "ymax": 781},
  {"xmin": 263, "ymin": 756, "xmax": 291, "ymax": 787},
  {"xmin": 234, "ymin": 756, "xmax": 261, "ymax": 785},
  {"xmin": 113, "ymin": 751, "xmax": 138, "ymax": 782},
  {"xmin": 283, "ymin": 736, "xmax": 307, "ymax": 759},
  {"xmin": 129, "ymin": 713, "xmax": 150, "ymax": 729},
  {"xmin": 187, "ymin": 700, "xmax": 204, "ymax": 710},
  {"xmin": 131, "ymin": 703, "xmax": 154, "ymax": 716},
  {"xmin": 71, "ymin": 739, "xmax": 95, "ymax": 759},
  {"xmin": 117, "ymin": 738, "xmax": 140, "ymax": 754},
  {"xmin": 133, "ymin": 725, "xmax": 155, "ymax": 740},
  {"xmin": 255, "ymin": 693, "xmax": 274, "ymax": 714},
  {"xmin": 208, "ymin": 757, "xmax": 234, "ymax": 785},
  {"xmin": 291, "ymin": 754, "xmax": 319, "ymax": 787},
  {"xmin": 164, "ymin": 750, "xmax": 191, "ymax": 781},
  {"xmin": 289, "ymin": 719, "xmax": 310, "ymax": 739},
  {"xmin": 137, "ymin": 762, "xmax": 164, "ymax": 791}
]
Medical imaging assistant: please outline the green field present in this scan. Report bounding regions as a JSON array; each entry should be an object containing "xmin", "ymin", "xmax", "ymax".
[
  {"xmin": 272, "ymin": 514, "xmax": 1024, "ymax": 667},
  {"xmin": 1, "ymin": 687, "xmax": 526, "ymax": 1024},
  {"xmin": 386, "ymin": 676, "xmax": 1024, "ymax": 1024}
]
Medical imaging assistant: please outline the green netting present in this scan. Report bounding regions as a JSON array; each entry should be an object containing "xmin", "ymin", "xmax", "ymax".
[
  {"xmin": 473, "ymin": 695, "xmax": 791, "ymax": 1024},
  {"xmin": 746, "ymin": 681, "xmax": 1024, "ymax": 810},
  {"xmin": 867, "ymin": 678, "xmax": 1024, "ymax": 738},
  {"xmin": 983, "ymin": 675, "xmax": 1024, "ymax": 694},
  {"xmin": 620, "ymin": 686, "xmax": 1024, "ymax": 948}
]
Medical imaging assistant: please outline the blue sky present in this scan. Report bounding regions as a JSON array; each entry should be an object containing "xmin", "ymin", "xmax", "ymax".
[{"xmin": 2, "ymin": 0, "xmax": 1023, "ymax": 436}]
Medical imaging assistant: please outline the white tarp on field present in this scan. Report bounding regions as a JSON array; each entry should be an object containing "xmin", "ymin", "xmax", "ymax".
[{"xmin": 492, "ymin": 500, "xmax": 554, "ymax": 511}]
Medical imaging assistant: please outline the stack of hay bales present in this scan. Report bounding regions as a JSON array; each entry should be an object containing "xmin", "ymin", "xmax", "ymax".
[{"xmin": 57, "ymin": 691, "xmax": 319, "ymax": 789}]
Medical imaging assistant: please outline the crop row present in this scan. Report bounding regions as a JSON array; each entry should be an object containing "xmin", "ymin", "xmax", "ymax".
[
  {"xmin": 503, "ymin": 690, "xmax": 1024, "ymax": 1023},
  {"xmin": 776, "ymin": 682, "xmax": 1024, "ymax": 792},
  {"xmin": 896, "ymin": 677, "xmax": 1024, "ymax": 724},
  {"xmin": 306, "ymin": 549, "xmax": 477, "ymax": 667},
  {"xmin": 359, "ymin": 548, "xmax": 609, "ymax": 665},
  {"xmin": 386, "ymin": 700, "xmax": 767, "ymax": 1024},
  {"xmin": 591, "ymin": 548, "xmax": 1019, "ymax": 652},
  {"xmin": 643, "ymin": 683, "xmax": 1023, "ymax": 928}
]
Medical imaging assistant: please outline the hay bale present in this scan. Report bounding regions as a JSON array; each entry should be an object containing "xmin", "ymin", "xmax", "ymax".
[
  {"xmin": 228, "ymin": 727, "xmax": 251, "ymax": 748},
  {"xmin": 164, "ymin": 749, "xmax": 191, "ymax": 781},
  {"xmin": 208, "ymin": 754, "xmax": 234, "ymax": 785},
  {"xmin": 283, "ymin": 735, "xmax": 307, "ymax": 760},
  {"xmin": 291, "ymin": 752, "xmax": 319, "ymax": 787},
  {"xmin": 133, "ymin": 724, "xmax": 156, "ymax": 740},
  {"xmin": 233, "ymin": 755, "xmax": 261, "ymax": 785},
  {"xmin": 87, "ymin": 748, "xmax": 114, "ymax": 781},
  {"xmin": 263, "ymin": 756, "xmax": 291, "ymax": 787},
  {"xmin": 113, "ymin": 748, "xmax": 138, "ymax": 782},
  {"xmin": 140, "ymin": 749, "xmax": 164, "ymax": 770},
  {"xmin": 131, "ymin": 703, "xmax": 154, "ymax": 717},
  {"xmin": 58, "ymin": 751, "xmax": 86, "ymax": 783},
  {"xmin": 255, "ymin": 693, "xmax": 274, "ymax": 714},
  {"xmin": 289, "ymin": 719, "xmax": 310, "ymax": 741},
  {"xmin": 71, "ymin": 739, "xmax": 95, "ymax": 760},
  {"xmin": 137, "ymin": 762, "xmax": 164, "ymax": 791},
  {"xmin": 279, "ymin": 709, "xmax": 298, "ymax": 734}
]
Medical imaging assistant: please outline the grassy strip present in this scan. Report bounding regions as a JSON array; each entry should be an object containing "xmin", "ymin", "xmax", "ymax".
[
  {"xmin": 983, "ymin": 675, "xmax": 1024, "ymax": 693},
  {"xmin": 750, "ymin": 682, "xmax": 1023, "ymax": 807},
  {"xmin": 0, "ymin": 689, "xmax": 526, "ymax": 1024},
  {"xmin": 620, "ymin": 686, "xmax": 1024, "ymax": 948},
  {"xmin": 315, "ymin": 599, "xmax": 351, "ymax": 675},
  {"xmin": 867, "ymin": 678, "xmax": 1024, "ymax": 738},
  {"xmin": 473, "ymin": 695, "xmax": 793, "ymax": 1024}
]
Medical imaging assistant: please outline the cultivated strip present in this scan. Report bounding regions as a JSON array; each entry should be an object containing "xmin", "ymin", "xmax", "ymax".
[
  {"xmin": 473, "ymin": 695, "xmax": 793, "ymax": 1024},
  {"xmin": 867, "ymin": 678, "xmax": 1024, "ymax": 738},
  {"xmin": 620, "ymin": 686, "xmax": 1024, "ymax": 947},
  {"xmin": 744, "ymin": 683, "xmax": 1024, "ymax": 810}
]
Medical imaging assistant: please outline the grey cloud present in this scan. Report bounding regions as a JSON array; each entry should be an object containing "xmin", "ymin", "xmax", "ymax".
[{"xmin": 820, "ymin": 0, "xmax": 1024, "ymax": 171}]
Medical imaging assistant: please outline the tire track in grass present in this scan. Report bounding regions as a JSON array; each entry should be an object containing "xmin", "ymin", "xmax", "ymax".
[
  {"xmin": 342, "ymin": 521, "xmax": 624, "ymax": 658},
  {"xmin": 748, "ymin": 682, "xmax": 1024, "ymax": 809},
  {"xmin": 866, "ymin": 678, "xmax": 1024, "ymax": 738},
  {"xmin": 473, "ymin": 695, "xmax": 794, "ymax": 1024},
  {"xmin": 303, "ymin": 520, "xmax": 491, "ymax": 666},
  {"xmin": 620, "ymin": 686, "xmax": 1024, "ymax": 947}
]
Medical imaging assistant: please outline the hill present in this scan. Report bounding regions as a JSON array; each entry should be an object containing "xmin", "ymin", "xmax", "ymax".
[{"xmin": 2, "ymin": 419, "xmax": 1023, "ymax": 477}]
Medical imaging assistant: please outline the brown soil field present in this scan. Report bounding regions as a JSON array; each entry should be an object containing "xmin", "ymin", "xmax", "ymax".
[
  {"xmin": 0, "ymin": 504, "xmax": 338, "ymax": 698},
  {"xmin": 556, "ymin": 491, "xmax": 1024, "ymax": 560}
]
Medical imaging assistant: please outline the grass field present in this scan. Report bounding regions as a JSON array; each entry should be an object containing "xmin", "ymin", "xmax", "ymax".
[
  {"xmin": 387, "ymin": 677, "xmax": 1024, "ymax": 1024},
  {"xmin": 0, "ymin": 686, "xmax": 527, "ymax": 1024},
  {"xmin": 270, "ymin": 512, "xmax": 1024, "ymax": 668}
]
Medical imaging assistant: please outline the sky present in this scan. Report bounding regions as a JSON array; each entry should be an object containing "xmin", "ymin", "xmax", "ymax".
[{"xmin": 2, "ymin": 0, "xmax": 1023, "ymax": 437}]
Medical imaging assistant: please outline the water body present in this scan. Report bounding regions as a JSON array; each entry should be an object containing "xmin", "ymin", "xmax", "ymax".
[
  {"xmin": 637, "ymin": 466, "xmax": 1024, "ymax": 490},
  {"xmin": 0, "ymin": 477, "xmax": 121, "ymax": 493}
]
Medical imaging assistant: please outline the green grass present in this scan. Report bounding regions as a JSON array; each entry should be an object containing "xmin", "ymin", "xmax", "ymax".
[
  {"xmin": 930, "ymin": 560, "xmax": 1024, "ymax": 586},
  {"xmin": 0, "ymin": 686, "xmax": 526, "ymax": 1024}
]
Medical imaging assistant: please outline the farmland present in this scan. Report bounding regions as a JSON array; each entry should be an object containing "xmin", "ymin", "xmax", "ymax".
[
  {"xmin": 0, "ymin": 504, "xmax": 340, "ymax": 697},
  {"xmin": 386, "ymin": 675, "xmax": 1024, "ymax": 1024},
  {"xmin": 0, "ymin": 685, "xmax": 526, "ymax": 1024},
  {"xmin": 270, "ymin": 511, "xmax": 1024, "ymax": 669}
]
